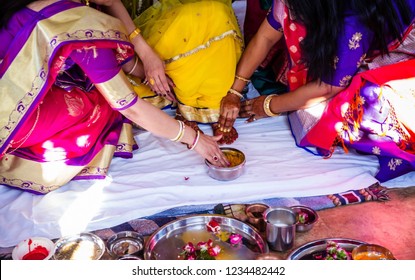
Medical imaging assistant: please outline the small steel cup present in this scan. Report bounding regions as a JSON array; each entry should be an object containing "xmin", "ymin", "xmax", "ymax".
[
  {"xmin": 245, "ymin": 203, "xmax": 269, "ymax": 232},
  {"xmin": 263, "ymin": 207, "xmax": 296, "ymax": 252},
  {"xmin": 106, "ymin": 231, "xmax": 144, "ymax": 259}
]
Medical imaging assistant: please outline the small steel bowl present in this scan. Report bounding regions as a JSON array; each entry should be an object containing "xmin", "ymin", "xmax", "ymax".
[
  {"xmin": 106, "ymin": 231, "xmax": 144, "ymax": 259},
  {"xmin": 53, "ymin": 232, "xmax": 105, "ymax": 260},
  {"xmin": 352, "ymin": 244, "xmax": 396, "ymax": 260},
  {"xmin": 290, "ymin": 205, "xmax": 319, "ymax": 232},
  {"xmin": 245, "ymin": 203, "xmax": 270, "ymax": 232},
  {"xmin": 205, "ymin": 147, "xmax": 246, "ymax": 181}
]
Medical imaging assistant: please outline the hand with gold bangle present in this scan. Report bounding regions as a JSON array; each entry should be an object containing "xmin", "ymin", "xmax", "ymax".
[
  {"xmin": 263, "ymin": 94, "xmax": 281, "ymax": 117},
  {"xmin": 239, "ymin": 94, "xmax": 282, "ymax": 123}
]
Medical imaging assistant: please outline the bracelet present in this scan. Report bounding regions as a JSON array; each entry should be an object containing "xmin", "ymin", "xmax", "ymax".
[
  {"xmin": 170, "ymin": 120, "xmax": 185, "ymax": 142},
  {"xmin": 235, "ymin": 75, "xmax": 250, "ymax": 83},
  {"xmin": 228, "ymin": 88, "xmax": 244, "ymax": 99},
  {"xmin": 263, "ymin": 94, "xmax": 281, "ymax": 117},
  {"xmin": 127, "ymin": 57, "xmax": 138, "ymax": 75},
  {"xmin": 128, "ymin": 27, "xmax": 141, "ymax": 42},
  {"xmin": 176, "ymin": 122, "xmax": 185, "ymax": 142},
  {"xmin": 187, "ymin": 130, "xmax": 201, "ymax": 150}
]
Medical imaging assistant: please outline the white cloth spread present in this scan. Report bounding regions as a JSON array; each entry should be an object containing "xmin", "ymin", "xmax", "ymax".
[
  {"xmin": 0, "ymin": 113, "xmax": 414, "ymax": 247},
  {"xmin": 1, "ymin": 0, "xmax": 414, "ymax": 248}
]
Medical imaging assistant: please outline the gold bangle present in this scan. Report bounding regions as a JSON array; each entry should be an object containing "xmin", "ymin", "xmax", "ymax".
[
  {"xmin": 170, "ymin": 120, "xmax": 184, "ymax": 142},
  {"xmin": 263, "ymin": 94, "xmax": 280, "ymax": 117},
  {"xmin": 228, "ymin": 88, "xmax": 244, "ymax": 99},
  {"xmin": 176, "ymin": 123, "xmax": 186, "ymax": 142},
  {"xmin": 235, "ymin": 75, "xmax": 250, "ymax": 83},
  {"xmin": 128, "ymin": 28, "xmax": 141, "ymax": 42}
]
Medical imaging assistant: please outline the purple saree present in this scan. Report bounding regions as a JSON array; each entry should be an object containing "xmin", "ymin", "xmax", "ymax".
[{"xmin": 268, "ymin": 0, "xmax": 415, "ymax": 182}]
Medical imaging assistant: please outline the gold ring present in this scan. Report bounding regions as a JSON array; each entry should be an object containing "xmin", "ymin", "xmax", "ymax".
[{"xmin": 149, "ymin": 78, "xmax": 155, "ymax": 86}]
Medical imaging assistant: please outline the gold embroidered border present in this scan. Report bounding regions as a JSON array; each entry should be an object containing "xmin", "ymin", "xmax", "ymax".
[
  {"xmin": 127, "ymin": 76, "xmax": 174, "ymax": 109},
  {"xmin": 164, "ymin": 30, "xmax": 243, "ymax": 64},
  {"xmin": 95, "ymin": 71, "xmax": 138, "ymax": 110},
  {"xmin": 178, "ymin": 103, "xmax": 220, "ymax": 123}
]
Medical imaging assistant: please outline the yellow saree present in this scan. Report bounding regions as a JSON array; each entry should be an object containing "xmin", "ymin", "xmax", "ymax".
[{"xmin": 132, "ymin": 0, "xmax": 244, "ymax": 123}]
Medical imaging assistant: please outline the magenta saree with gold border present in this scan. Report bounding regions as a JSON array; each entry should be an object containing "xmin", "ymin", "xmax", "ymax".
[{"xmin": 0, "ymin": 1, "xmax": 138, "ymax": 193}]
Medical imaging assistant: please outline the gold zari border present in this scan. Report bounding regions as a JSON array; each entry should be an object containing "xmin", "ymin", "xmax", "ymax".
[
  {"xmin": 178, "ymin": 103, "xmax": 219, "ymax": 123},
  {"xmin": 165, "ymin": 30, "xmax": 243, "ymax": 64}
]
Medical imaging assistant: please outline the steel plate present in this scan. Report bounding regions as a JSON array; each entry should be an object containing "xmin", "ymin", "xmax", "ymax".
[
  {"xmin": 287, "ymin": 238, "xmax": 367, "ymax": 260},
  {"xmin": 144, "ymin": 214, "xmax": 268, "ymax": 260}
]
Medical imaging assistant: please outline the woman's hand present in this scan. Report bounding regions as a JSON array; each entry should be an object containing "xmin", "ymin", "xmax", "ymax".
[
  {"xmin": 239, "ymin": 95, "xmax": 268, "ymax": 122},
  {"xmin": 140, "ymin": 49, "xmax": 177, "ymax": 102},
  {"xmin": 218, "ymin": 92, "xmax": 241, "ymax": 132},
  {"xmin": 194, "ymin": 134, "xmax": 229, "ymax": 167}
]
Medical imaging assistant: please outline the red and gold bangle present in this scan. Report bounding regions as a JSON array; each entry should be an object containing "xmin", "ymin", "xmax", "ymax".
[{"xmin": 263, "ymin": 94, "xmax": 281, "ymax": 117}]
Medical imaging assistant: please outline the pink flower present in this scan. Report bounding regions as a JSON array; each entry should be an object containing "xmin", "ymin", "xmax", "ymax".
[
  {"xmin": 186, "ymin": 253, "xmax": 197, "ymax": 260},
  {"xmin": 206, "ymin": 239, "xmax": 213, "ymax": 247},
  {"xmin": 197, "ymin": 241, "xmax": 209, "ymax": 252},
  {"xmin": 229, "ymin": 234, "xmax": 243, "ymax": 245},
  {"xmin": 183, "ymin": 242, "xmax": 195, "ymax": 254},
  {"xmin": 208, "ymin": 245, "xmax": 221, "ymax": 256},
  {"xmin": 206, "ymin": 220, "xmax": 221, "ymax": 234}
]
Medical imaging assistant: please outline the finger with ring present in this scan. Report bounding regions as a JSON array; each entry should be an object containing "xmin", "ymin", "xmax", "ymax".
[
  {"xmin": 149, "ymin": 77, "xmax": 155, "ymax": 86},
  {"xmin": 213, "ymin": 156, "xmax": 219, "ymax": 162}
]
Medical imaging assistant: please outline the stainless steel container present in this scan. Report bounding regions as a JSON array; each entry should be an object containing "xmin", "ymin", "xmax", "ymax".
[
  {"xmin": 290, "ymin": 205, "xmax": 319, "ymax": 232},
  {"xmin": 205, "ymin": 147, "xmax": 246, "ymax": 181},
  {"xmin": 263, "ymin": 207, "xmax": 296, "ymax": 252},
  {"xmin": 106, "ymin": 231, "xmax": 144, "ymax": 259},
  {"xmin": 53, "ymin": 232, "xmax": 105, "ymax": 260},
  {"xmin": 143, "ymin": 214, "xmax": 269, "ymax": 260}
]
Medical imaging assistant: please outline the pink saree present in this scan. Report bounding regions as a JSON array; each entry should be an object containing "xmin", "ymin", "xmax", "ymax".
[{"xmin": 0, "ymin": 1, "xmax": 138, "ymax": 193}]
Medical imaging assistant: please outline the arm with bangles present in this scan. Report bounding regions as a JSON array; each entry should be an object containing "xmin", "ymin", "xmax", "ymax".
[
  {"xmin": 218, "ymin": 18, "xmax": 283, "ymax": 130},
  {"xmin": 234, "ymin": 18, "xmax": 344, "ymax": 121},
  {"xmin": 95, "ymin": 0, "xmax": 174, "ymax": 99},
  {"xmin": 71, "ymin": 42, "xmax": 229, "ymax": 167},
  {"xmin": 120, "ymin": 96, "xmax": 228, "ymax": 167},
  {"xmin": 240, "ymin": 81, "xmax": 344, "ymax": 122},
  {"xmin": 91, "ymin": 0, "xmax": 144, "ymax": 77}
]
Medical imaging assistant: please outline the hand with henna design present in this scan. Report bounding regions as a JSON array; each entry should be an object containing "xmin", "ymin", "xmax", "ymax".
[
  {"xmin": 239, "ymin": 95, "xmax": 268, "ymax": 123},
  {"xmin": 216, "ymin": 92, "xmax": 241, "ymax": 144}
]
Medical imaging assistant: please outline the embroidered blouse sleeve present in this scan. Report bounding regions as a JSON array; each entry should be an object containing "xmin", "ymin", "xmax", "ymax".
[
  {"xmin": 70, "ymin": 48, "xmax": 138, "ymax": 111},
  {"xmin": 267, "ymin": 0, "xmax": 283, "ymax": 32},
  {"xmin": 321, "ymin": 15, "xmax": 373, "ymax": 87}
]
